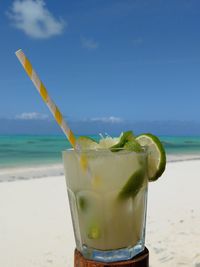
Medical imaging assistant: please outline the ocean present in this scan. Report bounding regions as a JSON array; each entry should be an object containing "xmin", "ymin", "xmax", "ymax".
[{"xmin": 1, "ymin": 135, "xmax": 200, "ymax": 168}]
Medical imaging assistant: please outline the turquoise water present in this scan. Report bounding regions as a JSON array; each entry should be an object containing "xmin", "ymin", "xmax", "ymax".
[{"xmin": 1, "ymin": 135, "xmax": 200, "ymax": 168}]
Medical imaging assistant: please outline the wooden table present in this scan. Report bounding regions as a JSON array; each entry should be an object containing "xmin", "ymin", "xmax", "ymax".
[{"xmin": 74, "ymin": 247, "xmax": 149, "ymax": 267}]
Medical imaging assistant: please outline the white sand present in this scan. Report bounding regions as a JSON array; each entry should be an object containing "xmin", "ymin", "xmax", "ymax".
[
  {"xmin": 0, "ymin": 160, "xmax": 200, "ymax": 267},
  {"xmin": 147, "ymin": 161, "xmax": 200, "ymax": 267}
]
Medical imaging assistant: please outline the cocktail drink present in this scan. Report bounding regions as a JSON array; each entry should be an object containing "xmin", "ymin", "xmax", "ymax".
[
  {"xmin": 15, "ymin": 50, "xmax": 166, "ymax": 265},
  {"xmin": 62, "ymin": 130, "xmax": 167, "ymax": 263},
  {"xmin": 63, "ymin": 147, "xmax": 148, "ymax": 262}
]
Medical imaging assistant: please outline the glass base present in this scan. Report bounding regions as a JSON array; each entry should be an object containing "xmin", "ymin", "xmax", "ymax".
[{"xmin": 81, "ymin": 241, "xmax": 145, "ymax": 263}]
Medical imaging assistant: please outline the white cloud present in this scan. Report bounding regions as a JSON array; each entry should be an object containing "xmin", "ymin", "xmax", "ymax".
[
  {"xmin": 90, "ymin": 116, "xmax": 123, "ymax": 123},
  {"xmin": 7, "ymin": 0, "xmax": 66, "ymax": 39},
  {"xmin": 15, "ymin": 112, "xmax": 49, "ymax": 120},
  {"xmin": 81, "ymin": 36, "xmax": 99, "ymax": 50}
]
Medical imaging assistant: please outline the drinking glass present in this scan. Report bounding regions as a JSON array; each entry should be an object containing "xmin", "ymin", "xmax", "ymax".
[{"xmin": 62, "ymin": 148, "xmax": 148, "ymax": 262}]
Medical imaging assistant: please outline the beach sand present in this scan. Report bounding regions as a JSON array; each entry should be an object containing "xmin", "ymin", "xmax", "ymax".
[{"xmin": 0, "ymin": 160, "xmax": 199, "ymax": 267}]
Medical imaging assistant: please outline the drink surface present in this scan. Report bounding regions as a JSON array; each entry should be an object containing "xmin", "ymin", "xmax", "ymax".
[{"xmin": 63, "ymin": 149, "xmax": 148, "ymax": 257}]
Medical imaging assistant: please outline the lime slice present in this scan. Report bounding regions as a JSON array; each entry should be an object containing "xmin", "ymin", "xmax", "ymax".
[
  {"xmin": 136, "ymin": 133, "xmax": 166, "ymax": 181},
  {"xmin": 77, "ymin": 136, "xmax": 99, "ymax": 150},
  {"xmin": 118, "ymin": 169, "xmax": 145, "ymax": 199}
]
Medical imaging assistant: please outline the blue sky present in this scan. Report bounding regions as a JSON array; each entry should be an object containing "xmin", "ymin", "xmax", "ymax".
[{"xmin": 0, "ymin": 0, "xmax": 200, "ymax": 134}]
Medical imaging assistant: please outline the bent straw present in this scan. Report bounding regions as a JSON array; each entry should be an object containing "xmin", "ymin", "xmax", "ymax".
[{"xmin": 15, "ymin": 49, "xmax": 76, "ymax": 148}]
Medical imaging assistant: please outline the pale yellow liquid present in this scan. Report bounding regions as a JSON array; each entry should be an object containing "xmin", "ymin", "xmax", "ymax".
[{"xmin": 63, "ymin": 150, "xmax": 148, "ymax": 251}]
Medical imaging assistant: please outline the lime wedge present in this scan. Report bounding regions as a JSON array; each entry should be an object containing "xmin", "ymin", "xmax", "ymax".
[
  {"xmin": 110, "ymin": 131, "xmax": 144, "ymax": 199},
  {"xmin": 77, "ymin": 136, "xmax": 120, "ymax": 150},
  {"xmin": 110, "ymin": 131, "xmax": 142, "ymax": 152},
  {"xmin": 124, "ymin": 139, "xmax": 143, "ymax": 152},
  {"xmin": 77, "ymin": 136, "xmax": 99, "ymax": 150},
  {"xmin": 87, "ymin": 222, "xmax": 101, "ymax": 239},
  {"xmin": 118, "ymin": 169, "xmax": 145, "ymax": 199},
  {"xmin": 136, "ymin": 133, "xmax": 166, "ymax": 181},
  {"xmin": 99, "ymin": 136, "xmax": 119, "ymax": 148},
  {"xmin": 77, "ymin": 195, "xmax": 88, "ymax": 211}
]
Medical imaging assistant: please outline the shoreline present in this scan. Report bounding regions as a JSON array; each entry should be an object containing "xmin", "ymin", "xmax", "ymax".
[
  {"xmin": 1, "ymin": 153, "xmax": 200, "ymax": 183},
  {"xmin": 166, "ymin": 153, "xmax": 200, "ymax": 162},
  {"xmin": 0, "ymin": 163, "xmax": 64, "ymax": 182}
]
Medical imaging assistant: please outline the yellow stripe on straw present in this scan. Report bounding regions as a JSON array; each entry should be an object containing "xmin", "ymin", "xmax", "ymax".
[
  {"xmin": 15, "ymin": 49, "xmax": 76, "ymax": 149},
  {"xmin": 40, "ymin": 83, "xmax": 48, "ymax": 102},
  {"xmin": 24, "ymin": 57, "xmax": 33, "ymax": 77}
]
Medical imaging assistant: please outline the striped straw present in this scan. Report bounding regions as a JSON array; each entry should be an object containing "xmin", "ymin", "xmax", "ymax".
[
  {"xmin": 15, "ymin": 49, "xmax": 76, "ymax": 149},
  {"xmin": 15, "ymin": 49, "xmax": 94, "ymax": 179}
]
